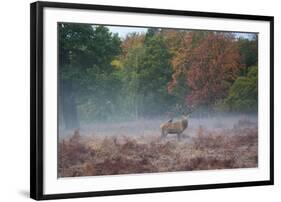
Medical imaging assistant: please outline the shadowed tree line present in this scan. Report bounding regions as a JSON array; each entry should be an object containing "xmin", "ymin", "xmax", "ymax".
[{"xmin": 58, "ymin": 24, "xmax": 258, "ymax": 129}]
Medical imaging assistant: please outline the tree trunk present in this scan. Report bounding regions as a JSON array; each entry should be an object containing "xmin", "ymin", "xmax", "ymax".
[{"xmin": 59, "ymin": 79, "xmax": 79, "ymax": 130}]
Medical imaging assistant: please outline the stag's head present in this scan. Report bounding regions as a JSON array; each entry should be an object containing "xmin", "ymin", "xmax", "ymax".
[{"xmin": 181, "ymin": 114, "xmax": 190, "ymax": 120}]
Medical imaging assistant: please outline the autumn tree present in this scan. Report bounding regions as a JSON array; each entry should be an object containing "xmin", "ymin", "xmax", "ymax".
[
  {"xmin": 169, "ymin": 32, "xmax": 243, "ymax": 109},
  {"xmin": 121, "ymin": 33, "xmax": 145, "ymax": 59}
]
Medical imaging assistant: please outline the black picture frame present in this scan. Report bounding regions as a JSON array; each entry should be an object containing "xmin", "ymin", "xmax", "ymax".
[{"xmin": 30, "ymin": 1, "xmax": 274, "ymax": 200}]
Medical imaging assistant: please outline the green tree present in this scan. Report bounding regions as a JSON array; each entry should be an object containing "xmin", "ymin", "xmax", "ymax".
[
  {"xmin": 237, "ymin": 36, "xmax": 258, "ymax": 75},
  {"xmin": 223, "ymin": 66, "xmax": 258, "ymax": 112},
  {"xmin": 122, "ymin": 31, "xmax": 175, "ymax": 117},
  {"xmin": 59, "ymin": 23, "xmax": 121, "ymax": 128}
]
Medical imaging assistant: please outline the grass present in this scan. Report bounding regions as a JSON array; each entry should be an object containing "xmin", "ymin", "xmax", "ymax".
[{"xmin": 58, "ymin": 122, "xmax": 258, "ymax": 177}]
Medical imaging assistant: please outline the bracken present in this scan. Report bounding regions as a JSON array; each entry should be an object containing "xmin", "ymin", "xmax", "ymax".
[{"xmin": 58, "ymin": 125, "xmax": 258, "ymax": 177}]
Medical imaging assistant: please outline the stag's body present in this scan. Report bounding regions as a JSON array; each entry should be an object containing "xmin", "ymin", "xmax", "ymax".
[{"xmin": 160, "ymin": 116, "xmax": 188, "ymax": 140}]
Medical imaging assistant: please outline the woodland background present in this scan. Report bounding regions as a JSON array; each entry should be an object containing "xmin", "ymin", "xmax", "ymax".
[{"xmin": 59, "ymin": 24, "xmax": 258, "ymax": 129}]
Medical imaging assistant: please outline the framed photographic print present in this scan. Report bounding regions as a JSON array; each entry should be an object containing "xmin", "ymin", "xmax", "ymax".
[{"xmin": 30, "ymin": 1, "xmax": 274, "ymax": 200}]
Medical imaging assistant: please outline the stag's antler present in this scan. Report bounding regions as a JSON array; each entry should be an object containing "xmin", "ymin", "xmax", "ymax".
[
  {"xmin": 175, "ymin": 103, "xmax": 195, "ymax": 116},
  {"xmin": 186, "ymin": 105, "xmax": 195, "ymax": 115}
]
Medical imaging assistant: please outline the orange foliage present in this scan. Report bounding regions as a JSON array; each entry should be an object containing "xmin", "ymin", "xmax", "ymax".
[
  {"xmin": 121, "ymin": 33, "xmax": 145, "ymax": 59},
  {"xmin": 169, "ymin": 32, "xmax": 243, "ymax": 107}
]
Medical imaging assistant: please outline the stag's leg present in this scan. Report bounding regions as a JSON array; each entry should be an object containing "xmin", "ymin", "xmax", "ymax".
[
  {"xmin": 177, "ymin": 133, "xmax": 182, "ymax": 141},
  {"xmin": 161, "ymin": 129, "xmax": 167, "ymax": 139}
]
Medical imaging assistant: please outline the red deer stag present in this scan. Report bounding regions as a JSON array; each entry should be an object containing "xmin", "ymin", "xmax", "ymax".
[{"xmin": 160, "ymin": 105, "xmax": 194, "ymax": 140}]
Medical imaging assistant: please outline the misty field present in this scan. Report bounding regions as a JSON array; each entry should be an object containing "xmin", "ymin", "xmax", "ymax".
[
  {"xmin": 58, "ymin": 116, "xmax": 258, "ymax": 177},
  {"xmin": 58, "ymin": 24, "xmax": 259, "ymax": 177}
]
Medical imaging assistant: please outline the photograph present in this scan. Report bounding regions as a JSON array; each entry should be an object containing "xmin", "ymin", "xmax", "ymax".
[{"xmin": 58, "ymin": 23, "xmax": 259, "ymax": 178}]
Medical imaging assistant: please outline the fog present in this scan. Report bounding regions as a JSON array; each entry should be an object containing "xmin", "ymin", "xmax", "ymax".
[{"xmin": 59, "ymin": 114, "xmax": 258, "ymax": 139}]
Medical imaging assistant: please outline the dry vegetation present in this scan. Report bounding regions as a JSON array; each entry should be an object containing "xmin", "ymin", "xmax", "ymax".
[{"xmin": 58, "ymin": 120, "xmax": 258, "ymax": 177}]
